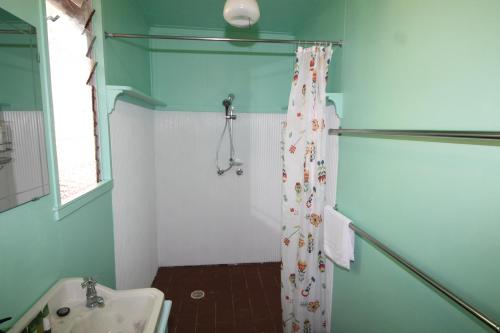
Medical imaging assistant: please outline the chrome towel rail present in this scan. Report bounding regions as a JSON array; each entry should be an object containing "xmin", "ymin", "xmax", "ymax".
[
  {"xmin": 348, "ymin": 222, "xmax": 500, "ymax": 332},
  {"xmin": 105, "ymin": 32, "xmax": 344, "ymax": 47},
  {"xmin": 328, "ymin": 129, "xmax": 500, "ymax": 140}
]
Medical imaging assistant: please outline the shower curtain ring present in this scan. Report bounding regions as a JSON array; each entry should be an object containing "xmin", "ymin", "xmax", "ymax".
[{"xmin": 296, "ymin": 40, "xmax": 304, "ymax": 51}]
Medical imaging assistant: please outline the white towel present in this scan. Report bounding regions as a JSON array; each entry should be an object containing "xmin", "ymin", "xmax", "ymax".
[{"xmin": 324, "ymin": 205, "xmax": 355, "ymax": 270}]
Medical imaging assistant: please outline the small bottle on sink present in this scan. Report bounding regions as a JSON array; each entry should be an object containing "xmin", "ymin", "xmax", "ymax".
[{"xmin": 41, "ymin": 305, "xmax": 51, "ymax": 333}]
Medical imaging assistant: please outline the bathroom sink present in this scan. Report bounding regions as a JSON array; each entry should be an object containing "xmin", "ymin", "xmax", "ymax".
[{"xmin": 10, "ymin": 278, "xmax": 165, "ymax": 333}]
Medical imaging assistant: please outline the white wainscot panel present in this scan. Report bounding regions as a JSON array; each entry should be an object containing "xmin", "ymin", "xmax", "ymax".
[
  {"xmin": 110, "ymin": 101, "xmax": 159, "ymax": 289},
  {"xmin": 154, "ymin": 111, "xmax": 284, "ymax": 266}
]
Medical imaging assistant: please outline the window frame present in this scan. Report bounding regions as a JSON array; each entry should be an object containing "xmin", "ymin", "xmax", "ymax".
[{"xmin": 41, "ymin": 0, "xmax": 113, "ymax": 220}]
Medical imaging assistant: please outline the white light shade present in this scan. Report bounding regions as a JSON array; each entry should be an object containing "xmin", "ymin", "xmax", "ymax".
[{"xmin": 223, "ymin": 0, "xmax": 260, "ymax": 28}]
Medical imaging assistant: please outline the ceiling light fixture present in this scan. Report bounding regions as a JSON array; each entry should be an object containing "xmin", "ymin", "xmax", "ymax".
[{"xmin": 223, "ymin": 0, "xmax": 260, "ymax": 28}]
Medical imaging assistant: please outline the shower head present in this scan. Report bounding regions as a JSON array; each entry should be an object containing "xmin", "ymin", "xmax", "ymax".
[{"xmin": 222, "ymin": 93, "xmax": 235, "ymax": 109}]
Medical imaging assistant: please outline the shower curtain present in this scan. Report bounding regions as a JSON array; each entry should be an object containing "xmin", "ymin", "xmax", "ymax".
[{"xmin": 281, "ymin": 45, "xmax": 333, "ymax": 333}]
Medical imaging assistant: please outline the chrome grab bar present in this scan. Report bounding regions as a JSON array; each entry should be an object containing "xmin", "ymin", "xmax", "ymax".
[
  {"xmin": 328, "ymin": 128, "xmax": 500, "ymax": 140},
  {"xmin": 347, "ymin": 220, "xmax": 499, "ymax": 332},
  {"xmin": 328, "ymin": 129, "xmax": 500, "ymax": 329}
]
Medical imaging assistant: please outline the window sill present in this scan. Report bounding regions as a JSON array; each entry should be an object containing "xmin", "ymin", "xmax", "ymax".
[{"xmin": 53, "ymin": 179, "xmax": 113, "ymax": 221}]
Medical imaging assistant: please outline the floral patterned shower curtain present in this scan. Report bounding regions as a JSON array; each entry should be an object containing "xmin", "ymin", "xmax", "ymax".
[{"xmin": 281, "ymin": 45, "xmax": 333, "ymax": 333}]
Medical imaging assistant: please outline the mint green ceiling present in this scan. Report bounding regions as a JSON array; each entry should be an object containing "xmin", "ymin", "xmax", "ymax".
[{"xmin": 136, "ymin": 0, "xmax": 330, "ymax": 34}]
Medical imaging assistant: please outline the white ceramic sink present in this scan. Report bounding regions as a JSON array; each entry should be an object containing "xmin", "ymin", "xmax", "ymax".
[{"xmin": 10, "ymin": 278, "xmax": 165, "ymax": 333}]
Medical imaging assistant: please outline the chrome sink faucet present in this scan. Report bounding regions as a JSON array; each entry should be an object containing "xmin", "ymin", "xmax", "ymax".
[{"xmin": 81, "ymin": 277, "xmax": 104, "ymax": 308}]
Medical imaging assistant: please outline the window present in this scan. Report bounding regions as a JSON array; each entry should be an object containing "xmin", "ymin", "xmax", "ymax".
[{"xmin": 46, "ymin": 0, "xmax": 100, "ymax": 204}]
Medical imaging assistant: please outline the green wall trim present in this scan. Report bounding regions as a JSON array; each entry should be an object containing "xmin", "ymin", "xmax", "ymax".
[
  {"xmin": 54, "ymin": 180, "xmax": 114, "ymax": 221},
  {"xmin": 107, "ymin": 85, "xmax": 166, "ymax": 114},
  {"xmin": 93, "ymin": 0, "xmax": 113, "ymax": 180},
  {"xmin": 160, "ymin": 105, "xmax": 288, "ymax": 114},
  {"xmin": 46, "ymin": 0, "xmax": 114, "ymax": 216}
]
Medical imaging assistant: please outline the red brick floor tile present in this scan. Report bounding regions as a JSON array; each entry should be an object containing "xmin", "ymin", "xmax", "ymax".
[
  {"xmin": 254, "ymin": 318, "xmax": 278, "ymax": 333},
  {"xmin": 174, "ymin": 315, "xmax": 197, "ymax": 333},
  {"xmin": 249, "ymin": 295, "xmax": 270, "ymax": 320},
  {"xmin": 236, "ymin": 320, "xmax": 257, "ymax": 333},
  {"xmin": 215, "ymin": 321, "xmax": 235, "ymax": 333},
  {"xmin": 152, "ymin": 262, "xmax": 282, "ymax": 333},
  {"xmin": 195, "ymin": 323, "xmax": 215, "ymax": 333}
]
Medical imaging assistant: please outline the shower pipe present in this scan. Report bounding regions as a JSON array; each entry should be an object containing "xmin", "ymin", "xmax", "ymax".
[
  {"xmin": 347, "ymin": 220, "xmax": 500, "ymax": 332},
  {"xmin": 105, "ymin": 32, "xmax": 344, "ymax": 47}
]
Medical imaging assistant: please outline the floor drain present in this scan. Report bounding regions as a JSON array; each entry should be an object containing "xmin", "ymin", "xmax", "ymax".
[{"xmin": 190, "ymin": 290, "xmax": 205, "ymax": 300}]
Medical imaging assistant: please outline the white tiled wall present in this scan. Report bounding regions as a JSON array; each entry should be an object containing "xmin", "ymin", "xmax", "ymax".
[
  {"xmin": 110, "ymin": 101, "xmax": 159, "ymax": 289},
  {"xmin": 110, "ymin": 103, "xmax": 339, "ymax": 279},
  {"xmin": 154, "ymin": 111, "xmax": 284, "ymax": 266}
]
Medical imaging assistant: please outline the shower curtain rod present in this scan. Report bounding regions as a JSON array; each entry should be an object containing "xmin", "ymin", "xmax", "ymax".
[
  {"xmin": 105, "ymin": 32, "xmax": 344, "ymax": 47},
  {"xmin": 329, "ymin": 129, "xmax": 500, "ymax": 140}
]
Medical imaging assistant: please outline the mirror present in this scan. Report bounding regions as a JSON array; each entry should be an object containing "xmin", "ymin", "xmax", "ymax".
[{"xmin": 0, "ymin": 7, "xmax": 49, "ymax": 213}]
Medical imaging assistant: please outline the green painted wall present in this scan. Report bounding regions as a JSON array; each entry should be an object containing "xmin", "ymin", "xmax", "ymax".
[
  {"xmin": 0, "ymin": 1, "xmax": 115, "ymax": 329},
  {"xmin": 138, "ymin": 0, "xmax": 319, "ymax": 35},
  {"xmin": 296, "ymin": 0, "xmax": 345, "ymax": 93},
  {"xmin": 150, "ymin": 27, "xmax": 295, "ymax": 113},
  {"xmin": 102, "ymin": 0, "xmax": 151, "ymax": 94},
  {"xmin": 2, "ymin": 0, "xmax": 499, "ymax": 331},
  {"xmin": 0, "ymin": 13, "xmax": 41, "ymax": 110},
  {"xmin": 301, "ymin": 1, "xmax": 500, "ymax": 332}
]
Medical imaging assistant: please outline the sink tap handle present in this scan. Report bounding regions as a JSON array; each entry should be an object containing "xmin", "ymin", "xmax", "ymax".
[{"xmin": 81, "ymin": 276, "xmax": 97, "ymax": 288}]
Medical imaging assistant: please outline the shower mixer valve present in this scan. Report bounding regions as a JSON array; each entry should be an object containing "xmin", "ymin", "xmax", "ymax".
[{"xmin": 223, "ymin": 94, "xmax": 237, "ymax": 120}]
